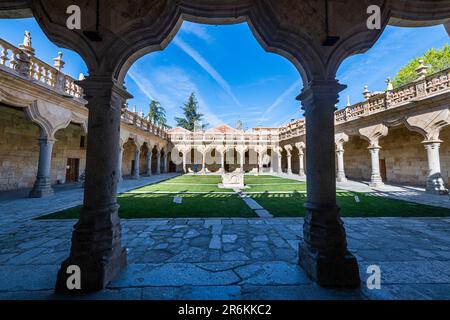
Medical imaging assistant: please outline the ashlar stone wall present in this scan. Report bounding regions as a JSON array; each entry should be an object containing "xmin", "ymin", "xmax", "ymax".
[{"xmin": 0, "ymin": 104, "xmax": 86, "ymax": 190}]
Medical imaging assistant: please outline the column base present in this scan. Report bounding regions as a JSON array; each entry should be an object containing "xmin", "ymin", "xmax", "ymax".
[
  {"xmin": 299, "ymin": 243, "xmax": 360, "ymax": 288},
  {"xmin": 29, "ymin": 179, "xmax": 54, "ymax": 198},
  {"xmin": 299, "ymin": 203, "xmax": 360, "ymax": 288},
  {"xmin": 55, "ymin": 204, "xmax": 127, "ymax": 294},
  {"xmin": 55, "ymin": 247, "xmax": 127, "ymax": 294},
  {"xmin": 369, "ymin": 176, "xmax": 384, "ymax": 188},
  {"xmin": 336, "ymin": 175, "xmax": 347, "ymax": 183}
]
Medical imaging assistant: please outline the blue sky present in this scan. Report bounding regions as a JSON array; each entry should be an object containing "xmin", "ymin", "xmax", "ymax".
[{"xmin": 0, "ymin": 18, "xmax": 448, "ymax": 129}]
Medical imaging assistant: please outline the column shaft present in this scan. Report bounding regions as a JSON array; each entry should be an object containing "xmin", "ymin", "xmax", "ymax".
[
  {"xmin": 369, "ymin": 147, "xmax": 383, "ymax": 187},
  {"xmin": 30, "ymin": 137, "xmax": 55, "ymax": 198},
  {"xmin": 336, "ymin": 149, "xmax": 347, "ymax": 182},
  {"xmin": 156, "ymin": 151, "xmax": 161, "ymax": 174},
  {"xmin": 424, "ymin": 141, "xmax": 448, "ymax": 194},
  {"xmin": 299, "ymin": 152, "xmax": 306, "ymax": 177},
  {"xmin": 298, "ymin": 80, "xmax": 360, "ymax": 287},
  {"xmin": 133, "ymin": 148, "xmax": 140, "ymax": 179},
  {"xmin": 55, "ymin": 74, "xmax": 128, "ymax": 293},
  {"xmin": 287, "ymin": 155, "xmax": 292, "ymax": 174},
  {"xmin": 146, "ymin": 151, "xmax": 152, "ymax": 176},
  {"xmin": 117, "ymin": 146, "xmax": 124, "ymax": 182}
]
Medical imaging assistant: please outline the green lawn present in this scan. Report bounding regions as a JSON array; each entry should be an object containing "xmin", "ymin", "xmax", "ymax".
[
  {"xmin": 251, "ymin": 191, "xmax": 450, "ymax": 217},
  {"xmin": 128, "ymin": 175, "xmax": 234, "ymax": 193},
  {"xmin": 36, "ymin": 174, "xmax": 450, "ymax": 220},
  {"xmin": 38, "ymin": 193, "xmax": 255, "ymax": 219},
  {"xmin": 244, "ymin": 175, "xmax": 306, "ymax": 192}
]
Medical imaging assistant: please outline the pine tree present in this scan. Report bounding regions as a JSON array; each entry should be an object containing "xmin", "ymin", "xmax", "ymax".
[
  {"xmin": 148, "ymin": 100, "xmax": 167, "ymax": 126},
  {"xmin": 174, "ymin": 93, "xmax": 207, "ymax": 131}
]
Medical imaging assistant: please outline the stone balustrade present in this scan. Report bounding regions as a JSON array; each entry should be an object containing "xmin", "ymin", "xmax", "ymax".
[
  {"xmin": 121, "ymin": 109, "xmax": 169, "ymax": 139},
  {"xmin": 0, "ymin": 34, "xmax": 169, "ymax": 141},
  {"xmin": 335, "ymin": 68, "xmax": 450, "ymax": 124},
  {"xmin": 0, "ymin": 38, "xmax": 83, "ymax": 99},
  {"xmin": 279, "ymin": 67, "xmax": 450, "ymax": 140}
]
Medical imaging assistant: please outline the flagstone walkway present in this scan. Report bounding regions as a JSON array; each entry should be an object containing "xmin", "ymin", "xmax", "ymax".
[{"xmin": 1, "ymin": 174, "xmax": 450, "ymax": 300}]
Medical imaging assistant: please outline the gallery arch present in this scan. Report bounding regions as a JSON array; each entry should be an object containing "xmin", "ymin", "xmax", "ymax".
[{"xmin": 0, "ymin": 0, "xmax": 448, "ymax": 293}]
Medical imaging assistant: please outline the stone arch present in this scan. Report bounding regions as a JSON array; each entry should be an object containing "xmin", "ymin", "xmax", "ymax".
[{"xmin": 112, "ymin": 3, "xmax": 319, "ymax": 85}]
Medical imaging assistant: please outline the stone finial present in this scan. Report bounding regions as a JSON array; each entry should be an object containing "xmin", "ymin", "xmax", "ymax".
[
  {"xmin": 140, "ymin": 109, "xmax": 145, "ymax": 118},
  {"xmin": 132, "ymin": 105, "xmax": 137, "ymax": 113},
  {"xmin": 19, "ymin": 31, "xmax": 35, "ymax": 56},
  {"xmin": 78, "ymin": 73, "xmax": 85, "ymax": 81},
  {"xmin": 53, "ymin": 52, "xmax": 65, "ymax": 71},
  {"xmin": 415, "ymin": 59, "xmax": 429, "ymax": 80},
  {"xmin": 346, "ymin": 96, "xmax": 351, "ymax": 107},
  {"xmin": 386, "ymin": 77, "xmax": 394, "ymax": 91},
  {"xmin": 363, "ymin": 85, "xmax": 371, "ymax": 100}
]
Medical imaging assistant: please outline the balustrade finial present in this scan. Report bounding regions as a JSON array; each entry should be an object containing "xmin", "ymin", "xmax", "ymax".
[
  {"xmin": 363, "ymin": 85, "xmax": 371, "ymax": 100},
  {"xmin": 386, "ymin": 77, "xmax": 394, "ymax": 91},
  {"xmin": 415, "ymin": 59, "xmax": 429, "ymax": 80},
  {"xmin": 19, "ymin": 31, "xmax": 35, "ymax": 56},
  {"xmin": 346, "ymin": 96, "xmax": 351, "ymax": 107},
  {"xmin": 53, "ymin": 52, "xmax": 65, "ymax": 71}
]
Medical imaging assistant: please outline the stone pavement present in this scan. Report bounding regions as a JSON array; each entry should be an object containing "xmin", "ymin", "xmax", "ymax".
[
  {"xmin": 278, "ymin": 173, "xmax": 450, "ymax": 209},
  {"xmin": 0, "ymin": 173, "xmax": 179, "ymax": 227},
  {"xmin": 1, "ymin": 215, "xmax": 450, "ymax": 299},
  {"xmin": 1, "ymin": 173, "xmax": 450, "ymax": 299}
]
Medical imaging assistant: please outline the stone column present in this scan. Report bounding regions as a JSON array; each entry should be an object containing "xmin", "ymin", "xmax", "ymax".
[
  {"xmin": 29, "ymin": 136, "xmax": 55, "ymax": 198},
  {"xmin": 258, "ymin": 153, "xmax": 264, "ymax": 174},
  {"xmin": 163, "ymin": 153, "xmax": 169, "ymax": 173},
  {"xmin": 270, "ymin": 155, "xmax": 274, "ymax": 174},
  {"xmin": 156, "ymin": 149, "xmax": 161, "ymax": 174},
  {"xmin": 298, "ymin": 80, "xmax": 360, "ymax": 287},
  {"xmin": 117, "ymin": 145, "xmax": 124, "ymax": 182},
  {"xmin": 132, "ymin": 146, "xmax": 140, "ymax": 179},
  {"xmin": 220, "ymin": 151, "xmax": 225, "ymax": 174},
  {"xmin": 240, "ymin": 152, "xmax": 245, "ymax": 173},
  {"xmin": 278, "ymin": 153, "xmax": 283, "ymax": 174},
  {"xmin": 369, "ymin": 146, "xmax": 383, "ymax": 187},
  {"xmin": 146, "ymin": 149, "xmax": 153, "ymax": 176},
  {"xmin": 55, "ymin": 74, "xmax": 129, "ymax": 293},
  {"xmin": 424, "ymin": 141, "xmax": 448, "ymax": 194},
  {"xmin": 298, "ymin": 151, "xmax": 306, "ymax": 177},
  {"xmin": 336, "ymin": 148, "xmax": 347, "ymax": 183},
  {"xmin": 201, "ymin": 151, "xmax": 207, "ymax": 174},
  {"xmin": 287, "ymin": 154, "xmax": 292, "ymax": 175},
  {"xmin": 182, "ymin": 151, "xmax": 188, "ymax": 173}
]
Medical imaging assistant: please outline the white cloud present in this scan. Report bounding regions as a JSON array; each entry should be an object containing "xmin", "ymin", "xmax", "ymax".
[
  {"xmin": 181, "ymin": 22, "xmax": 214, "ymax": 43},
  {"xmin": 173, "ymin": 37, "xmax": 242, "ymax": 107},
  {"xmin": 259, "ymin": 80, "xmax": 301, "ymax": 124},
  {"xmin": 127, "ymin": 65, "xmax": 223, "ymax": 128}
]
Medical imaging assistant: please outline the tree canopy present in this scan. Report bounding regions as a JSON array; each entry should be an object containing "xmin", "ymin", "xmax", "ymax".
[
  {"xmin": 174, "ymin": 93, "xmax": 208, "ymax": 131},
  {"xmin": 148, "ymin": 100, "xmax": 167, "ymax": 126},
  {"xmin": 393, "ymin": 44, "xmax": 450, "ymax": 88}
]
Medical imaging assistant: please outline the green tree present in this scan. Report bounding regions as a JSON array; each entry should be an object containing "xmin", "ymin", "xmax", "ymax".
[
  {"xmin": 174, "ymin": 93, "xmax": 208, "ymax": 131},
  {"xmin": 393, "ymin": 44, "xmax": 450, "ymax": 88},
  {"xmin": 148, "ymin": 100, "xmax": 167, "ymax": 126}
]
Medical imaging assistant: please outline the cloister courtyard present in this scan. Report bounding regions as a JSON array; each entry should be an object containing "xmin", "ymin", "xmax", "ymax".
[
  {"xmin": 0, "ymin": 0, "xmax": 449, "ymax": 302},
  {"xmin": 1, "ymin": 173, "xmax": 450, "ymax": 299}
]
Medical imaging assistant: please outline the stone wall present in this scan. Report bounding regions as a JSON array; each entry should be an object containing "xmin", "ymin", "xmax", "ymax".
[
  {"xmin": 440, "ymin": 126, "xmax": 450, "ymax": 186},
  {"xmin": 0, "ymin": 105, "xmax": 40, "ymax": 190},
  {"xmin": 0, "ymin": 104, "xmax": 86, "ymax": 191},
  {"xmin": 52, "ymin": 123, "xmax": 86, "ymax": 184},
  {"xmin": 378, "ymin": 126, "xmax": 427, "ymax": 186},
  {"xmin": 344, "ymin": 136, "xmax": 371, "ymax": 181},
  {"xmin": 343, "ymin": 125, "xmax": 450, "ymax": 187}
]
